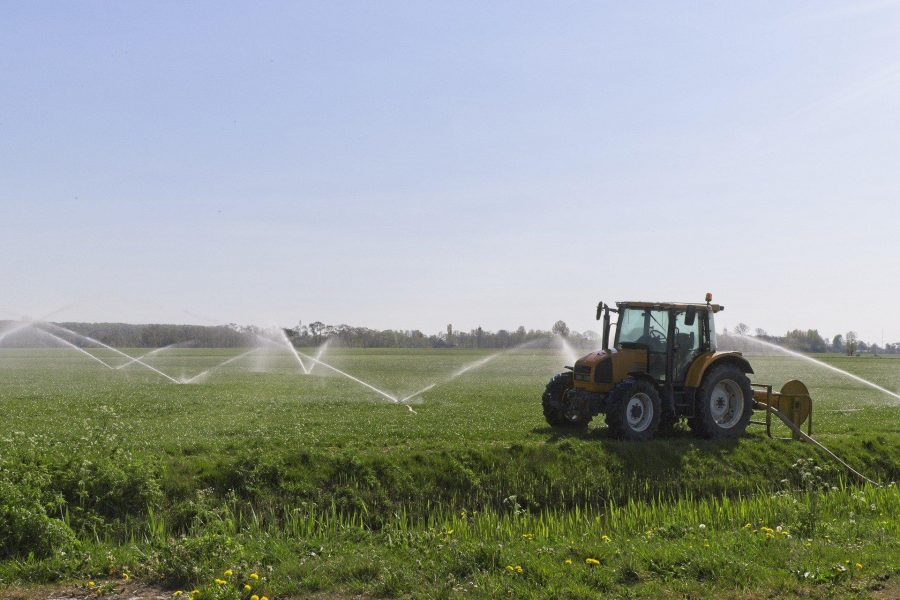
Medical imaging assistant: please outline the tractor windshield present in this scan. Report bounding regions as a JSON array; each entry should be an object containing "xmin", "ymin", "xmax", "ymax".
[{"xmin": 616, "ymin": 308, "xmax": 668, "ymax": 352}]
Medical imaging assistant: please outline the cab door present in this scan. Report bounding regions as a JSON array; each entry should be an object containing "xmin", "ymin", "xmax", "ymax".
[{"xmin": 673, "ymin": 309, "xmax": 702, "ymax": 383}]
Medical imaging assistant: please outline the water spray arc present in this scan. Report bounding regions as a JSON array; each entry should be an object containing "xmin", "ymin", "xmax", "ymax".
[
  {"xmin": 450, "ymin": 353, "xmax": 500, "ymax": 379},
  {"xmin": 556, "ymin": 334, "xmax": 578, "ymax": 366},
  {"xmin": 278, "ymin": 329, "xmax": 310, "ymax": 374},
  {"xmin": 115, "ymin": 342, "xmax": 186, "ymax": 370},
  {"xmin": 42, "ymin": 323, "xmax": 183, "ymax": 384},
  {"xmin": 395, "ymin": 339, "xmax": 547, "ymax": 409},
  {"xmin": 399, "ymin": 384, "xmax": 436, "ymax": 404},
  {"xmin": 181, "ymin": 348, "xmax": 261, "ymax": 384},
  {"xmin": 746, "ymin": 336, "xmax": 900, "ymax": 404},
  {"xmin": 0, "ymin": 321, "xmax": 38, "ymax": 345},
  {"xmin": 252, "ymin": 334, "xmax": 399, "ymax": 402},
  {"xmin": 294, "ymin": 348, "xmax": 399, "ymax": 403},
  {"xmin": 307, "ymin": 339, "xmax": 330, "ymax": 374},
  {"xmin": 35, "ymin": 328, "xmax": 116, "ymax": 370}
]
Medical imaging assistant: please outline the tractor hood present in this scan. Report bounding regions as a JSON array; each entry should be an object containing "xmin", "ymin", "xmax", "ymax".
[
  {"xmin": 573, "ymin": 350, "xmax": 613, "ymax": 384},
  {"xmin": 572, "ymin": 346, "xmax": 648, "ymax": 391},
  {"xmin": 575, "ymin": 350, "xmax": 611, "ymax": 370}
]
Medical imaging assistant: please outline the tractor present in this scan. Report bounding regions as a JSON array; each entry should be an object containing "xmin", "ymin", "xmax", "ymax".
[{"xmin": 543, "ymin": 294, "xmax": 772, "ymax": 440}]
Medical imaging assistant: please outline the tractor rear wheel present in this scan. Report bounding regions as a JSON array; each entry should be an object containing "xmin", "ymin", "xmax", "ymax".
[
  {"xmin": 605, "ymin": 377, "xmax": 661, "ymax": 441},
  {"xmin": 542, "ymin": 372, "xmax": 589, "ymax": 429},
  {"xmin": 689, "ymin": 364, "xmax": 753, "ymax": 439}
]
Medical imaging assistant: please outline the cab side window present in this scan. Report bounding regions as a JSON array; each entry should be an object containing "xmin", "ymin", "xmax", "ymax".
[{"xmin": 674, "ymin": 311, "xmax": 702, "ymax": 381}]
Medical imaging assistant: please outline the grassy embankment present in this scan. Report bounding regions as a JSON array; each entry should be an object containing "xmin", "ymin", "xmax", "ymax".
[{"xmin": 1, "ymin": 348, "xmax": 898, "ymax": 597}]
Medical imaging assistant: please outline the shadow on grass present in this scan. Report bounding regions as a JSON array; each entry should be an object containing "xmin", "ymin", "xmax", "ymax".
[{"xmin": 531, "ymin": 423, "xmax": 744, "ymax": 481}]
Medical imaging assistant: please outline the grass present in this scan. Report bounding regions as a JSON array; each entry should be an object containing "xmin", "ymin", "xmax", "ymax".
[{"xmin": 0, "ymin": 346, "xmax": 898, "ymax": 598}]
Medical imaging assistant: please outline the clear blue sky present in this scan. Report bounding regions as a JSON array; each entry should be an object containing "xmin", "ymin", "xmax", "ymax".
[{"xmin": 2, "ymin": 1, "xmax": 899, "ymax": 343}]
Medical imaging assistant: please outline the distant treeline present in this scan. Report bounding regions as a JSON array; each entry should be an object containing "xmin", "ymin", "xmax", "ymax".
[
  {"xmin": 2, "ymin": 319, "xmax": 893, "ymax": 353},
  {"xmin": 725, "ymin": 325, "xmax": 899, "ymax": 355},
  {"xmin": 0, "ymin": 321, "xmax": 252, "ymax": 348},
  {"xmin": 283, "ymin": 320, "xmax": 597, "ymax": 349},
  {"xmin": 54, "ymin": 322, "xmax": 251, "ymax": 348},
  {"xmin": 0, "ymin": 320, "xmax": 597, "ymax": 349}
]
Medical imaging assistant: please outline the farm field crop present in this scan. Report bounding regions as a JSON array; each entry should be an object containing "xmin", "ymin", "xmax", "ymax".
[{"xmin": 1, "ymin": 347, "xmax": 898, "ymax": 599}]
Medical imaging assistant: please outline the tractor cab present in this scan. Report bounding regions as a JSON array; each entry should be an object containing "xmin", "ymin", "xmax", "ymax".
[{"xmin": 612, "ymin": 300, "xmax": 719, "ymax": 384}]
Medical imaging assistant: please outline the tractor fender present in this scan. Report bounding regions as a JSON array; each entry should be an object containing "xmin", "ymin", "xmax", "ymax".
[{"xmin": 683, "ymin": 351, "xmax": 754, "ymax": 389}]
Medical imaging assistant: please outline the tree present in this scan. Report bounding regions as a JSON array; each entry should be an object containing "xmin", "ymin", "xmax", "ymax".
[
  {"xmin": 832, "ymin": 334, "xmax": 844, "ymax": 353},
  {"xmin": 734, "ymin": 323, "xmax": 750, "ymax": 336},
  {"xmin": 514, "ymin": 325, "xmax": 526, "ymax": 345},
  {"xmin": 308, "ymin": 321, "xmax": 326, "ymax": 344},
  {"xmin": 552, "ymin": 320, "xmax": 570, "ymax": 337},
  {"xmin": 845, "ymin": 331, "xmax": 858, "ymax": 356},
  {"xmin": 446, "ymin": 324, "xmax": 453, "ymax": 345},
  {"xmin": 783, "ymin": 329, "xmax": 827, "ymax": 353},
  {"xmin": 755, "ymin": 328, "xmax": 768, "ymax": 338}
]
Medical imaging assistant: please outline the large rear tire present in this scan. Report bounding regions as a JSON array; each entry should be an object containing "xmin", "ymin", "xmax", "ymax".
[
  {"xmin": 542, "ymin": 372, "xmax": 589, "ymax": 429},
  {"xmin": 689, "ymin": 364, "xmax": 753, "ymax": 439},
  {"xmin": 605, "ymin": 377, "xmax": 661, "ymax": 441}
]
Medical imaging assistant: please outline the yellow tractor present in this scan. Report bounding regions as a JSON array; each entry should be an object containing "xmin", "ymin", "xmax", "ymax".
[{"xmin": 543, "ymin": 294, "xmax": 811, "ymax": 440}]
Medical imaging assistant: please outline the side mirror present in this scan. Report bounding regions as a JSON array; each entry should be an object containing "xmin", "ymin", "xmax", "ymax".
[
  {"xmin": 596, "ymin": 302, "xmax": 604, "ymax": 320},
  {"xmin": 685, "ymin": 307, "xmax": 696, "ymax": 326}
]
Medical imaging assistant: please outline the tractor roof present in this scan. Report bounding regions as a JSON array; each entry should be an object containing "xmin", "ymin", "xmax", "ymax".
[{"xmin": 617, "ymin": 301, "xmax": 724, "ymax": 313}]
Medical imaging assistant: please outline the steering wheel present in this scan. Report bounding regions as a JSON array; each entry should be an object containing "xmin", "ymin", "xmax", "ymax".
[{"xmin": 648, "ymin": 329, "xmax": 666, "ymax": 345}]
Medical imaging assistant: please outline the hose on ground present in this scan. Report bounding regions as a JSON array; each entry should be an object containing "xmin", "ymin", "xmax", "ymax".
[{"xmin": 758, "ymin": 403, "xmax": 881, "ymax": 487}]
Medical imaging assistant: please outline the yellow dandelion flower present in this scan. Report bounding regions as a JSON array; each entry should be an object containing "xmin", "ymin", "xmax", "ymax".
[
  {"xmin": 260, "ymin": 596, "xmax": 269, "ymax": 600},
  {"xmin": 251, "ymin": 596, "xmax": 260, "ymax": 600},
  {"xmin": 173, "ymin": 591, "xmax": 184, "ymax": 598},
  {"xmin": 515, "ymin": 565, "xmax": 523, "ymax": 574},
  {"xmin": 123, "ymin": 573, "xmax": 130, "ymax": 581},
  {"xmin": 505, "ymin": 565, "xmax": 515, "ymax": 572},
  {"xmin": 855, "ymin": 563, "xmax": 864, "ymax": 570},
  {"xmin": 191, "ymin": 591, "xmax": 199, "ymax": 595},
  {"xmin": 215, "ymin": 579, "xmax": 227, "ymax": 585},
  {"xmin": 601, "ymin": 535, "xmax": 611, "ymax": 543},
  {"xmin": 564, "ymin": 559, "xmax": 572, "ymax": 565},
  {"xmin": 249, "ymin": 574, "xmax": 259, "ymax": 580},
  {"xmin": 743, "ymin": 523, "xmax": 752, "ymax": 529},
  {"xmin": 244, "ymin": 584, "xmax": 252, "ymax": 591},
  {"xmin": 224, "ymin": 570, "xmax": 234, "ymax": 577},
  {"xmin": 87, "ymin": 581, "xmax": 95, "ymax": 588},
  {"xmin": 586, "ymin": 558, "xmax": 600, "ymax": 566}
]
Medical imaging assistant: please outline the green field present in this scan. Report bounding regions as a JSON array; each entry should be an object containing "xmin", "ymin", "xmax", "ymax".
[{"xmin": 1, "ymin": 347, "xmax": 898, "ymax": 599}]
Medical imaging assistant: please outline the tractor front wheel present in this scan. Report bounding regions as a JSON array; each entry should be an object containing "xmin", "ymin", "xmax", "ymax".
[
  {"xmin": 689, "ymin": 364, "xmax": 753, "ymax": 439},
  {"xmin": 605, "ymin": 377, "xmax": 661, "ymax": 441},
  {"xmin": 542, "ymin": 372, "xmax": 589, "ymax": 429}
]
